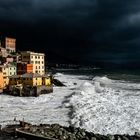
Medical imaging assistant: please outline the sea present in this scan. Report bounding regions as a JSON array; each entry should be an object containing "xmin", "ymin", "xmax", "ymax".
[
  {"xmin": 1, "ymin": 68, "xmax": 140, "ymax": 135},
  {"xmin": 56, "ymin": 68, "xmax": 140, "ymax": 82}
]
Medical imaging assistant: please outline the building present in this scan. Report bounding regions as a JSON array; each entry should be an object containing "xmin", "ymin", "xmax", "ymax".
[
  {"xmin": 21, "ymin": 51, "xmax": 45, "ymax": 75},
  {"xmin": 17, "ymin": 62, "xmax": 33, "ymax": 75},
  {"xmin": 3, "ymin": 56, "xmax": 14, "ymax": 64},
  {"xmin": 2, "ymin": 37, "xmax": 16, "ymax": 53},
  {"xmin": 0, "ymin": 64, "xmax": 16, "ymax": 87},
  {"xmin": 0, "ymin": 72, "xmax": 4, "ymax": 89},
  {"xmin": 22, "ymin": 73, "xmax": 42, "ymax": 86},
  {"xmin": 9, "ymin": 73, "xmax": 52, "ymax": 87},
  {"xmin": 0, "ymin": 47, "xmax": 8, "ymax": 57},
  {"xmin": 8, "ymin": 75, "xmax": 21, "ymax": 85},
  {"xmin": 42, "ymin": 74, "xmax": 52, "ymax": 86}
]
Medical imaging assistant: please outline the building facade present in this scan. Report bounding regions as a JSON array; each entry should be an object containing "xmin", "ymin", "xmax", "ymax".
[
  {"xmin": 0, "ymin": 64, "xmax": 16, "ymax": 87},
  {"xmin": 0, "ymin": 47, "xmax": 8, "ymax": 57},
  {"xmin": 21, "ymin": 51, "xmax": 45, "ymax": 75},
  {"xmin": 17, "ymin": 63, "xmax": 33, "ymax": 75},
  {"xmin": 0, "ymin": 72, "xmax": 4, "ymax": 89},
  {"xmin": 9, "ymin": 73, "xmax": 52, "ymax": 87},
  {"xmin": 2, "ymin": 37, "xmax": 16, "ymax": 53}
]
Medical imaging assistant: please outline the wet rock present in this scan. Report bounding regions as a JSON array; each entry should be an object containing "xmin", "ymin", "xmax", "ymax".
[
  {"xmin": 107, "ymin": 134, "xmax": 115, "ymax": 140},
  {"xmin": 53, "ymin": 79, "xmax": 66, "ymax": 86},
  {"xmin": 91, "ymin": 137, "xmax": 97, "ymax": 140},
  {"xmin": 122, "ymin": 136, "xmax": 129, "ymax": 140},
  {"xmin": 117, "ymin": 136, "xmax": 122, "ymax": 140},
  {"xmin": 3, "ymin": 123, "xmax": 140, "ymax": 140}
]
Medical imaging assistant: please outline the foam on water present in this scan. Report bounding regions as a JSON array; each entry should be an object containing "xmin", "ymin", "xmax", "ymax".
[
  {"xmin": 69, "ymin": 76, "xmax": 140, "ymax": 135},
  {"xmin": 0, "ymin": 73, "xmax": 88, "ymax": 128}
]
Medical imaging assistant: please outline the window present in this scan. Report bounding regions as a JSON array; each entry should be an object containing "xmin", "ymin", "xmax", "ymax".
[
  {"xmin": 42, "ymin": 61, "xmax": 44, "ymax": 64},
  {"xmin": 3, "ymin": 72, "xmax": 6, "ymax": 75},
  {"xmin": 38, "ymin": 61, "xmax": 40, "ymax": 64},
  {"xmin": 36, "ymin": 66, "xmax": 37, "ymax": 69},
  {"xmin": 35, "ymin": 56, "xmax": 37, "ymax": 59},
  {"xmin": 42, "ymin": 66, "xmax": 44, "ymax": 69},
  {"xmin": 38, "ymin": 56, "xmax": 40, "ymax": 59},
  {"xmin": 10, "ymin": 72, "xmax": 12, "ymax": 75},
  {"xmin": 39, "ymin": 66, "xmax": 40, "ymax": 69}
]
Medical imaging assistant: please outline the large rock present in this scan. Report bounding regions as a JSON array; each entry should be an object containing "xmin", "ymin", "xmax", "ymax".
[{"xmin": 53, "ymin": 79, "xmax": 66, "ymax": 87}]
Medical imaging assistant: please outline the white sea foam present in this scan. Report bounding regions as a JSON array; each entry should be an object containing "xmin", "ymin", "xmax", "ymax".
[
  {"xmin": 69, "ymin": 76, "xmax": 140, "ymax": 135},
  {"xmin": 0, "ymin": 73, "xmax": 87, "ymax": 127}
]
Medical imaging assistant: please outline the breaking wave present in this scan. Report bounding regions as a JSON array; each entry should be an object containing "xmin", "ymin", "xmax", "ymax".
[{"xmin": 69, "ymin": 76, "xmax": 140, "ymax": 135}]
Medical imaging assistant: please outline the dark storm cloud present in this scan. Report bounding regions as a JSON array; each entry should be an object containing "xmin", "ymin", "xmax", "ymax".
[{"xmin": 0, "ymin": 0, "xmax": 140, "ymax": 66}]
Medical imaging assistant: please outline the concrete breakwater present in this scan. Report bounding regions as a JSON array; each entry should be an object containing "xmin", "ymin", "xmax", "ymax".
[{"xmin": 1, "ymin": 122, "xmax": 140, "ymax": 140}]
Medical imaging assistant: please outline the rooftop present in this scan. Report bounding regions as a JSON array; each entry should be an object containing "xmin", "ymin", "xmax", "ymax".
[
  {"xmin": 21, "ymin": 51, "xmax": 45, "ymax": 56},
  {"xmin": 22, "ymin": 73, "xmax": 42, "ymax": 78}
]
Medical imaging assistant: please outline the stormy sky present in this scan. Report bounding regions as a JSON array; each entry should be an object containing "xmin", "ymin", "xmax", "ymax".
[{"xmin": 0, "ymin": 0, "xmax": 140, "ymax": 68}]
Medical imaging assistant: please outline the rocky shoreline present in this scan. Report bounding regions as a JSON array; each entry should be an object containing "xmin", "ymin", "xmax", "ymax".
[{"xmin": 1, "ymin": 122, "xmax": 140, "ymax": 140}]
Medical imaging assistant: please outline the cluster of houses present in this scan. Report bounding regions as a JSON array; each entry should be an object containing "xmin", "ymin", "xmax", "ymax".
[{"xmin": 0, "ymin": 35, "xmax": 52, "ymax": 95}]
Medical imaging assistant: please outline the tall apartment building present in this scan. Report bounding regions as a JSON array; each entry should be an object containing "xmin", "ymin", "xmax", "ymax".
[
  {"xmin": 0, "ymin": 64, "xmax": 16, "ymax": 87},
  {"xmin": 21, "ymin": 51, "xmax": 45, "ymax": 75},
  {"xmin": 2, "ymin": 37, "xmax": 16, "ymax": 53}
]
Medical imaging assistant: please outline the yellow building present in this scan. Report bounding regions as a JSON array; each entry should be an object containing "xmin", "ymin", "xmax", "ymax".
[
  {"xmin": 0, "ymin": 72, "xmax": 4, "ymax": 89},
  {"xmin": 22, "ymin": 73, "xmax": 42, "ymax": 86},
  {"xmin": 42, "ymin": 74, "xmax": 52, "ymax": 86},
  {"xmin": 9, "ymin": 73, "xmax": 52, "ymax": 87},
  {"xmin": 21, "ymin": 51, "xmax": 45, "ymax": 75},
  {"xmin": 0, "ymin": 64, "xmax": 16, "ymax": 87}
]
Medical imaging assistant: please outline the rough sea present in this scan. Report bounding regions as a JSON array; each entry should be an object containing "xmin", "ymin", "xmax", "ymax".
[{"xmin": 1, "ymin": 68, "xmax": 140, "ymax": 135}]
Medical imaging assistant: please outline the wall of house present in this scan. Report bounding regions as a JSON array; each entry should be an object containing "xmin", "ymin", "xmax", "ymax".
[
  {"xmin": 0, "ymin": 47, "xmax": 8, "ymax": 57},
  {"xmin": 30, "ymin": 54, "xmax": 45, "ymax": 75},
  {"xmin": 21, "ymin": 52, "xmax": 30, "ymax": 63},
  {"xmin": 9, "ymin": 78, "xmax": 17, "ymax": 85},
  {"xmin": 21, "ymin": 51, "xmax": 45, "ymax": 75},
  {"xmin": 0, "ymin": 72, "xmax": 4, "ymax": 89},
  {"xmin": 26, "ymin": 64, "xmax": 33, "ymax": 73},
  {"xmin": 42, "ymin": 77, "xmax": 51, "ymax": 86},
  {"xmin": 2, "ymin": 66, "xmax": 9, "ymax": 87},
  {"xmin": 5, "ymin": 37, "xmax": 16, "ymax": 53},
  {"xmin": 22, "ymin": 78, "xmax": 33, "ymax": 86},
  {"xmin": 8, "ymin": 66, "xmax": 16, "ymax": 76},
  {"xmin": 17, "ymin": 63, "xmax": 33, "ymax": 75},
  {"xmin": 6, "ymin": 57, "xmax": 14, "ymax": 63},
  {"xmin": 33, "ymin": 77, "xmax": 42, "ymax": 86}
]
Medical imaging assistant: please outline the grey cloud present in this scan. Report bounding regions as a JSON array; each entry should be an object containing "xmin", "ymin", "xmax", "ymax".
[{"xmin": 1, "ymin": 0, "xmax": 140, "ymax": 66}]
